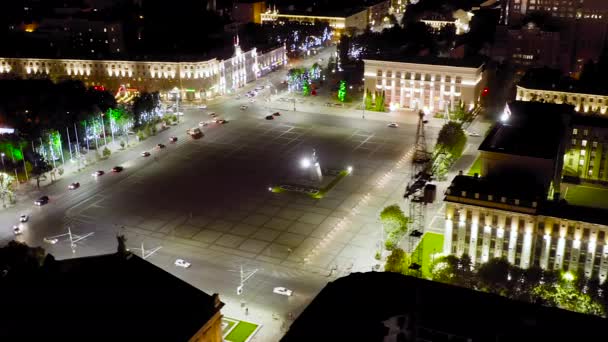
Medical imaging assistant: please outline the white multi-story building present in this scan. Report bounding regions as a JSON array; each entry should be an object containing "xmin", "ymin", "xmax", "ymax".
[
  {"xmin": 363, "ymin": 57, "xmax": 486, "ymax": 112},
  {"xmin": 0, "ymin": 41, "xmax": 287, "ymax": 101},
  {"xmin": 516, "ymin": 84, "xmax": 608, "ymax": 115}
]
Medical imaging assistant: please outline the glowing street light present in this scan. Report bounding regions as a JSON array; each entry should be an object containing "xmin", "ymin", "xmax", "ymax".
[
  {"xmin": 347, "ymin": 166, "xmax": 353, "ymax": 173},
  {"xmin": 300, "ymin": 158, "xmax": 311, "ymax": 168}
]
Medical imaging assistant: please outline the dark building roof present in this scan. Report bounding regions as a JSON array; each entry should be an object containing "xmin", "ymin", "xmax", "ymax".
[
  {"xmin": 281, "ymin": 6, "xmax": 368, "ymax": 18},
  {"xmin": 364, "ymin": 54, "xmax": 486, "ymax": 68},
  {"xmin": 281, "ymin": 272, "xmax": 608, "ymax": 342},
  {"xmin": 479, "ymin": 101, "xmax": 571, "ymax": 159},
  {"xmin": 0, "ymin": 252, "xmax": 222, "ymax": 341},
  {"xmin": 445, "ymin": 174, "xmax": 545, "ymax": 210},
  {"xmin": 540, "ymin": 201, "xmax": 608, "ymax": 226},
  {"xmin": 571, "ymin": 112, "xmax": 608, "ymax": 128},
  {"xmin": 519, "ymin": 67, "xmax": 608, "ymax": 95}
]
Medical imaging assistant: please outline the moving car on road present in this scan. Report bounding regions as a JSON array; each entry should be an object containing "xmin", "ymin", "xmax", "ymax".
[
  {"xmin": 187, "ymin": 127, "xmax": 204, "ymax": 139},
  {"xmin": 197, "ymin": 104, "xmax": 207, "ymax": 109},
  {"xmin": 112, "ymin": 166, "xmax": 124, "ymax": 172},
  {"xmin": 265, "ymin": 115, "xmax": 274, "ymax": 120},
  {"xmin": 467, "ymin": 130, "xmax": 481, "ymax": 137},
  {"xmin": 217, "ymin": 119, "xmax": 228, "ymax": 124},
  {"xmin": 92, "ymin": 170, "xmax": 104, "ymax": 177},
  {"xmin": 240, "ymin": 105, "xmax": 248, "ymax": 110},
  {"xmin": 13, "ymin": 225, "xmax": 22, "ymax": 235},
  {"xmin": 43, "ymin": 237, "xmax": 58, "ymax": 244},
  {"xmin": 273, "ymin": 287, "xmax": 293, "ymax": 296},
  {"xmin": 155, "ymin": 143, "xmax": 166, "ymax": 149},
  {"xmin": 174, "ymin": 259, "xmax": 191, "ymax": 268},
  {"xmin": 198, "ymin": 121, "xmax": 208, "ymax": 127},
  {"xmin": 68, "ymin": 182, "xmax": 80, "ymax": 190},
  {"xmin": 388, "ymin": 123, "xmax": 399, "ymax": 128},
  {"xmin": 169, "ymin": 136, "xmax": 178, "ymax": 143},
  {"xmin": 273, "ymin": 112, "xmax": 281, "ymax": 116},
  {"xmin": 141, "ymin": 151, "xmax": 151, "ymax": 157},
  {"xmin": 34, "ymin": 196, "xmax": 49, "ymax": 206},
  {"xmin": 207, "ymin": 112, "xmax": 217, "ymax": 117},
  {"xmin": 19, "ymin": 214, "xmax": 28, "ymax": 222}
]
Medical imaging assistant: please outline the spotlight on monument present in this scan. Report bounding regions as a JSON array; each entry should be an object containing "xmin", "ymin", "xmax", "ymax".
[{"xmin": 300, "ymin": 158, "xmax": 311, "ymax": 168}]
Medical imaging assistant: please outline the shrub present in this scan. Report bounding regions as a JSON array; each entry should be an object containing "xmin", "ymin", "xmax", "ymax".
[{"xmin": 102, "ymin": 147, "xmax": 111, "ymax": 158}]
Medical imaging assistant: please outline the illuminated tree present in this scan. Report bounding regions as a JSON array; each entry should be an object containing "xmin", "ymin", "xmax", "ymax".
[
  {"xmin": 364, "ymin": 89, "xmax": 373, "ymax": 110},
  {"xmin": 385, "ymin": 248, "xmax": 409, "ymax": 273},
  {"xmin": 337, "ymin": 80, "xmax": 347, "ymax": 102},
  {"xmin": 302, "ymin": 80, "xmax": 311, "ymax": 96}
]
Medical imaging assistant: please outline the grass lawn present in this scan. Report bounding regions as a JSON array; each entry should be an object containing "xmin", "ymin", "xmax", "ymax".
[
  {"xmin": 412, "ymin": 232, "xmax": 444, "ymax": 278},
  {"xmin": 467, "ymin": 157, "xmax": 481, "ymax": 176},
  {"xmin": 225, "ymin": 320, "xmax": 259, "ymax": 342},
  {"xmin": 221, "ymin": 318, "xmax": 237, "ymax": 336},
  {"xmin": 563, "ymin": 185, "xmax": 608, "ymax": 209},
  {"xmin": 311, "ymin": 170, "xmax": 349, "ymax": 199}
]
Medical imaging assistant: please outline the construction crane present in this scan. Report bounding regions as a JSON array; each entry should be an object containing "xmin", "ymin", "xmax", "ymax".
[{"xmin": 405, "ymin": 111, "xmax": 436, "ymax": 274}]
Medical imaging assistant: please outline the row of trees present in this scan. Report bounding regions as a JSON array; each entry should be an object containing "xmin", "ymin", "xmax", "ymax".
[
  {"xmin": 431, "ymin": 121, "xmax": 467, "ymax": 180},
  {"xmin": 364, "ymin": 89, "xmax": 386, "ymax": 112},
  {"xmin": 428, "ymin": 255, "xmax": 607, "ymax": 317},
  {"xmin": 380, "ymin": 205, "xmax": 410, "ymax": 251}
]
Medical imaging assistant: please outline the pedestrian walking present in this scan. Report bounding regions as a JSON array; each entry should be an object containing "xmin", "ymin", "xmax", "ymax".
[{"xmin": 245, "ymin": 307, "xmax": 249, "ymax": 315}]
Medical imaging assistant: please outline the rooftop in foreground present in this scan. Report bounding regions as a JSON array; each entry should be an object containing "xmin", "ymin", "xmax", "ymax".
[
  {"xmin": 478, "ymin": 101, "xmax": 571, "ymax": 159},
  {"xmin": 281, "ymin": 272, "xmax": 608, "ymax": 341},
  {"xmin": 0, "ymin": 251, "xmax": 223, "ymax": 341}
]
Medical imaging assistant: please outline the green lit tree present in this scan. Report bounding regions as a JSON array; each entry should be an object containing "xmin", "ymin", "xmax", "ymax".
[
  {"xmin": 102, "ymin": 147, "xmax": 111, "ymax": 159},
  {"xmin": 337, "ymin": 80, "xmax": 347, "ymax": 102},
  {"xmin": 385, "ymin": 248, "xmax": 409, "ymax": 273},
  {"xmin": 364, "ymin": 89, "xmax": 373, "ymax": 110},
  {"xmin": 302, "ymin": 80, "xmax": 311, "ymax": 96},
  {"xmin": 380, "ymin": 204, "xmax": 409, "ymax": 250}
]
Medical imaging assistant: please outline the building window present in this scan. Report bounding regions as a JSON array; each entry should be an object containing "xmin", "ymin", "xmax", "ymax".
[
  {"xmin": 572, "ymin": 139, "xmax": 577, "ymax": 146},
  {"xmin": 584, "ymin": 129, "xmax": 589, "ymax": 136},
  {"xmin": 377, "ymin": 70, "xmax": 382, "ymax": 77},
  {"xmin": 582, "ymin": 140, "xmax": 588, "ymax": 147},
  {"xmin": 580, "ymin": 159, "xmax": 585, "ymax": 166},
  {"xmin": 593, "ymin": 141, "xmax": 598, "ymax": 148},
  {"xmin": 581, "ymin": 149, "xmax": 586, "ymax": 155}
]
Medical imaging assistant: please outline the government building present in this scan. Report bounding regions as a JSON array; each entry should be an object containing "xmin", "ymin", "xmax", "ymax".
[
  {"xmin": 443, "ymin": 101, "xmax": 608, "ymax": 282},
  {"xmin": 363, "ymin": 56, "xmax": 486, "ymax": 113},
  {"xmin": 0, "ymin": 40, "xmax": 287, "ymax": 101}
]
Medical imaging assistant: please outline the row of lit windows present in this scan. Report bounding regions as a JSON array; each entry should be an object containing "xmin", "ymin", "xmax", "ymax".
[{"xmin": 375, "ymin": 70, "xmax": 464, "ymax": 83}]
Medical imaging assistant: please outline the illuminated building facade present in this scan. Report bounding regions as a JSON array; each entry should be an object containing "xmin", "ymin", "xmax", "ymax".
[
  {"xmin": 0, "ymin": 43, "xmax": 287, "ymax": 101},
  {"xmin": 443, "ymin": 102, "xmax": 608, "ymax": 282},
  {"xmin": 444, "ymin": 180, "xmax": 608, "ymax": 282},
  {"xmin": 261, "ymin": 7, "xmax": 370, "ymax": 34},
  {"xmin": 363, "ymin": 57, "xmax": 486, "ymax": 112}
]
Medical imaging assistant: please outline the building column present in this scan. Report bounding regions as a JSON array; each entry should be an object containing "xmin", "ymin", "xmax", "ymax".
[
  {"xmin": 468, "ymin": 209, "xmax": 480, "ymax": 264},
  {"xmin": 443, "ymin": 205, "xmax": 455, "ymax": 255},
  {"xmin": 540, "ymin": 233, "xmax": 551, "ymax": 270},
  {"xmin": 456, "ymin": 208, "xmax": 467, "ymax": 256},
  {"xmin": 507, "ymin": 217, "xmax": 518, "ymax": 264},
  {"xmin": 399, "ymin": 80, "xmax": 405, "ymax": 108},
  {"xmin": 481, "ymin": 213, "xmax": 492, "ymax": 263},
  {"xmin": 569, "ymin": 237, "xmax": 582, "ymax": 273},
  {"xmin": 600, "ymin": 245, "xmax": 608, "ymax": 284},
  {"xmin": 494, "ymin": 215, "xmax": 506, "ymax": 259},
  {"xmin": 554, "ymin": 222, "xmax": 567, "ymax": 270},
  {"xmin": 585, "ymin": 233, "xmax": 597, "ymax": 277},
  {"xmin": 520, "ymin": 219, "xmax": 534, "ymax": 269},
  {"xmin": 391, "ymin": 79, "xmax": 396, "ymax": 107}
]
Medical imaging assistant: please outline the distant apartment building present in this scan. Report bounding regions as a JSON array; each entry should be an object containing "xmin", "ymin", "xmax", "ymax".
[
  {"xmin": 502, "ymin": 0, "xmax": 608, "ymax": 73},
  {"xmin": 363, "ymin": 57, "xmax": 486, "ymax": 112},
  {"xmin": 491, "ymin": 22, "xmax": 562, "ymax": 70},
  {"xmin": 367, "ymin": 0, "xmax": 391, "ymax": 28},
  {"xmin": 0, "ymin": 43, "xmax": 287, "ymax": 101},
  {"xmin": 261, "ymin": 7, "xmax": 369, "ymax": 34},
  {"xmin": 232, "ymin": 0, "xmax": 267, "ymax": 24}
]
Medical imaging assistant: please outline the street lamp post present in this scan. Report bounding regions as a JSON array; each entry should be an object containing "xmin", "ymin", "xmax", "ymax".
[
  {"xmin": 361, "ymin": 78, "xmax": 366, "ymax": 119},
  {"xmin": 1, "ymin": 153, "xmax": 5, "ymax": 173}
]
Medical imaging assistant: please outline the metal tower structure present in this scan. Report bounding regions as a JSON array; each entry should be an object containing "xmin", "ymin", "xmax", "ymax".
[{"xmin": 404, "ymin": 111, "xmax": 433, "ymax": 274}]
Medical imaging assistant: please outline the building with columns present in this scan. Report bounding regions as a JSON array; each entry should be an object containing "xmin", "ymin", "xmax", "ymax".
[
  {"xmin": 442, "ymin": 101, "xmax": 608, "ymax": 282},
  {"xmin": 0, "ymin": 42, "xmax": 287, "ymax": 101},
  {"xmin": 363, "ymin": 57, "xmax": 486, "ymax": 113}
]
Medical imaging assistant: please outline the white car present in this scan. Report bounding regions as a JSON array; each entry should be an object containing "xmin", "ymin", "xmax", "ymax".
[
  {"xmin": 43, "ymin": 237, "xmax": 58, "ymax": 244},
  {"xmin": 175, "ymin": 259, "xmax": 191, "ymax": 268},
  {"xmin": 467, "ymin": 131, "xmax": 481, "ymax": 137},
  {"xmin": 249, "ymin": 98, "xmax": 255, "ymax": 103},
  {"xmin": 19, "ymin": 214, "xmax": 28, "ymax": 222},
  {"xmin": 13, "ymin": 225, "xmax": 22, "ymax": 235},
  {"xmin": 388, "ymin": 123, "xmax": 399, "ymax": 128},
  {"xmin": 175, "ymin": 112, "xmax": 184, "ymax": 116},
  {"xmin": 141, "ymin": 151, "xmax": 151, "ymax": 157},
  {"xmin": 240, "ymin": 105, "xmax": 248, "ymax": 110},
  {"xmin": 198, "ymin": 121, "xmax": 208, "ymax": 127},
  {"xmin": 273, "ymin": 287, "xmax": 293, "ymax": 296},
  {"xmin": 208, "ymin": 112, "xmax": 217, "ymax": 117},
  {"xmin": 198, "ymin": 104, "xmax": 207, "ymax": 109}
]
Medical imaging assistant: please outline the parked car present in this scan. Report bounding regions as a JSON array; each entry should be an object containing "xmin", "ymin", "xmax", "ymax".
[
  {"xmin": 217, "ymin": 119, "xmax": 228, "ymax": 124},
  {"xmin": 388, "ymin": 123, "xmax": 399, "ymax": 128},
  {"xmin": 272, "ymin": 112, "xmax": 281, "ymax": 116},
  {"xmin": 111, "ymin": 166, "xmax": 124, "ymax": 172},
  {"xmin": 199, "ymin": 121, "xmax": 208, "ymax": 127},
  {"xmin": 467, "ymin": 131, "xmax": 481, "ymax": 137},
  {"xmin": 273, "ymin": 287, "xmax": 293, "ymax": 296},
  {"xmin": 169, "ymin": 136, "xmax": 178, "ymax": 143},
  {"xmin": 43, "ymin": 237, "xmax": 58, "ymax": 244},
  {"xmin": 197, "ymin": 104, "xmax": 207, "ymax": 109},
  {"xmin": 207, "ymin": 112, "xmax": 217, "ymax": 117},
  {"xmin": 34, "ymin": 196, "xmax": 49, "ymax": 206},
  {"xmin": 68, "ymin": 182, "xmax": 80, "ymax": 190},
  {"xmin": 155, "ymin": 143, "xmax": 166, "ymax": 149},
  {"xmin": 265, "ymin": 115, "xmax": 274, "ymax": 120},
  {"xmin": 19, "ymin": 214, "xmax": 28, "ymax": 222},
  {"xmin": 240, "ymin": 105, "xmax": 248, "ymax": 110},
  {"xmin": 92, "ymin": 170, "xmax": 104, "ymax": 177},
  {"xmin": 141, "ymin": 151, "xmax": 151, "ymax": 157},
  {"xmin": 175, "ymin": 259, "xmax": 191, "ymax": 268}
]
